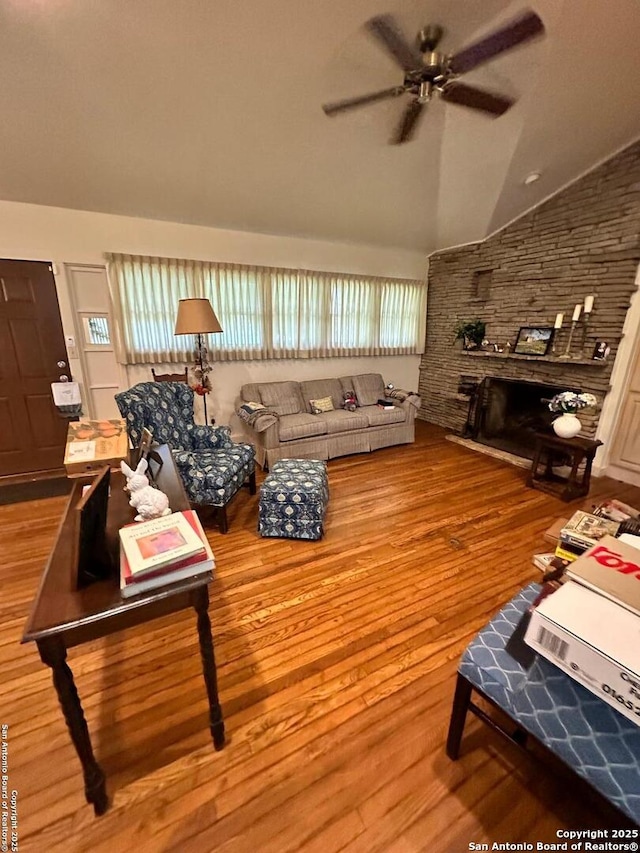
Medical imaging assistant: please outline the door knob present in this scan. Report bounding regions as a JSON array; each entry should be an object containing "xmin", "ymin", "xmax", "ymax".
[
  {"xmin": 59, "ymin": 374, "xmax": 69, "ymax": 382},
  {"xmin": 57, "ymin": 360, "xmax": 67, "ymax": 368}
]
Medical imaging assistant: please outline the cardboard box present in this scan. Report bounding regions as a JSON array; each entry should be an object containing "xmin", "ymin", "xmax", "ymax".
[
  {"xmin": 525, "ymin": 580, "xmax": 640, "ymax": 726},
  {"xmin": 566, "ymin": 534, "xmax": 640, "ymax": 618},
  {"xmin": 543, "ymin": 517, "xmax": 569, "ymax": 544},
  {"xmin": 64, "ymin": 418, "xmax": 129, "ymax": 477}
]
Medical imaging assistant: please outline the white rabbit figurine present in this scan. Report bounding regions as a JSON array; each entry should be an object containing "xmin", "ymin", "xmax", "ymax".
[{"xmin": 120, "ymin": 458, "xmax": 172, "ymax": 522}]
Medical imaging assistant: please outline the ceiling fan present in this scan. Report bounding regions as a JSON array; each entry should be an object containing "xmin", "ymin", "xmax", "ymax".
[{"xmin": 322, "ymin": 9, "xmax": 545, "ymax": 144}]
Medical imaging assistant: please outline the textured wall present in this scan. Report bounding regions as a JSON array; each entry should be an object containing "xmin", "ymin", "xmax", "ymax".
[{"xmin": 419, "ymin": 140, "xmax": 640, "ymax": 439}]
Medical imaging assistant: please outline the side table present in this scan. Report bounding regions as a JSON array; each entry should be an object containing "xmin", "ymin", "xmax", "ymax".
[
  {"xmin": 22, "ymin": 444, "xmax": 225, "ymax": 815},
  {"xmin": 527, "ymin": 432, "xmax": 602, "ymax": 502}
]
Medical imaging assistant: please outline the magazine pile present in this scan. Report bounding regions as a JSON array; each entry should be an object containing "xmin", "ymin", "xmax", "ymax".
[
  {"xmin": 119, "ymin": 510, "xmax": 214, "ymax": 598},
  {"xmin": 525, "ymin": 534, "xmax": 640, "ymax": 726},
  {"xmin": 531, "ymin": 500, "xmax": 638, "ymax": 575}
]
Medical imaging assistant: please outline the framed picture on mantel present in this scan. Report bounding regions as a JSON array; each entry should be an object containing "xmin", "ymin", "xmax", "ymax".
[{"xmin": 513, "ymin": 326, "xmax": 553, "ymax": 356}]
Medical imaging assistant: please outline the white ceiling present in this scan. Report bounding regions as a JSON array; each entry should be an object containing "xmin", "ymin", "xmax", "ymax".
[{"xmin": 0, "ymin": 0, "xmax": 638, "ymax": 253}]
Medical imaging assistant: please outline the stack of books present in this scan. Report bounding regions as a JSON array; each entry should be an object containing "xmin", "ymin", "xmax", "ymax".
[
  {"xmin": 532, "ymin": 501, "xmax": 640, "ymax": 579},
  {"xmin": 119, "ymin": 510, "xmax": 214, "ymax": 598},
  {"xmin": 555, "ymin": 510, "xmax": 620, "ymax": 562}
]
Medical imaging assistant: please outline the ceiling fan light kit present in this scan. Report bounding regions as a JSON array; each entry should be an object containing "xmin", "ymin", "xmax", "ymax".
[{"xmin": 322, "ymin": 9, "xmax": 545, "ymax": 144}]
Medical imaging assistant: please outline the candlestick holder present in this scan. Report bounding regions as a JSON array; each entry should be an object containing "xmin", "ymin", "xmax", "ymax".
[
  {"xmin": 559, "ymin": 320, "xmax": 578, "ymax": 359},
  {"xmin": 581, "ymin": 311, "xmax": 592, "ymax": 354},
  {"xmin": 551, "ymin": 328, "xmax": 560, "ymax": 355}
]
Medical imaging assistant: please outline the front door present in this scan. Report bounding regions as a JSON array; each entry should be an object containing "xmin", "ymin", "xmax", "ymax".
[{"xmin": 0, "ymin": 259, "xmax": 69, "ymax": 477}]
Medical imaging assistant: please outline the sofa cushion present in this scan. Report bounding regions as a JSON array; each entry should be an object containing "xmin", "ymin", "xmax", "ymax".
[
  {"xmin": 278, "ymin": 413, "xmax": 328, "ymax": 442},
  {"xmin": 359, "ymin": 404, "xmax": 405, "ymax": 427},
  {"xmin": 320, "ymin": 409, "xmax": 368, "ymax": 434},
  {"xmin": 241, "ymin": 383, "xmax": 264, "ymax": 404},
  {"xmin": 259, "ymin": 381, "xmax": 304, "ymax": 416},
  {"xmin": 352, "ymin": 373, "xmax": 386, "ymax": 406},
  {"xmin": 300, "ymin": 378, "xmax": 344, "ymax": 413}
]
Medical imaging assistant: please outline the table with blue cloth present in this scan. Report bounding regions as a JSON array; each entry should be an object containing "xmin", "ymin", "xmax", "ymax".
[{"xmin": 446, "ymin": 583, "xmax": 640, "ymax": 826}]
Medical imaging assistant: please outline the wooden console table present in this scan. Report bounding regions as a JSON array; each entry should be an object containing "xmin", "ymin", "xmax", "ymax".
[
  {"xmin": 527, "ymin": 432, "xmax": 603, "ymax": 502},
  {"xmin": 21, "ymin": 445, "xmax": 225, "ymax": 815}
]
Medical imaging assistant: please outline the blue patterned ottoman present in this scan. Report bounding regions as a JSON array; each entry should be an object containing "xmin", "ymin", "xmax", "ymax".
[
  {"xmin": 447, "ymin": 583, "xmax": 640, "ymax": 825},
  {"xmin": 258, "ymin": 459, "xmax": 329, "ymax": 540}
]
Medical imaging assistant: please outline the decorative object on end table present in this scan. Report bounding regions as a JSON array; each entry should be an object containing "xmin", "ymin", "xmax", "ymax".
[
  {"xmin": 548, "ymin": 391, "xmax": 597, "ymax": 439},
  {"xmin": 454, "ymin": 319, "xmax": 486, "ymax": 351},
  {"xmin": 174, "ymin": 298, "xmax": 223, "ymax": 425},
  {"xmin": 120, "ymin": 458, "xmax": 171, "ymax": 522},
  {"xmin": 119, "ymin": 510, "xmax": 205, "ymax": 578},
  {"xmin": 63, "ymin": 418, "xmax": 128, "ymax": 477},
  {"xmin": 513, "ymin": 326, "xmax": 553, "ymax": 356},
  {"xmin": 73, "ymin": 466, "xmax": 113, "ymax": 588},
  {"xmin": 120, "ymin": 509, "xmax": 214, "ymax": 598}
]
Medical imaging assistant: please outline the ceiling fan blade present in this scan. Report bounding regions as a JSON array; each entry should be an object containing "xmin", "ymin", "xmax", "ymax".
[
  {"xmin": 392, "ymin": 100, "xmax": 426, "ymax": 144},
  {"xmin": 441, "ymin": 81, "xmax": 514, "ymax": 116},
  {"xmin": 322, "ymin": 86, "xmax": 406, "ymax": 116},
  {"xmin": 367, "ymin": 14, "xmax": 424, "ymax": 73},
  {"xmin": 449, "ymin": 10, "xmax": 544, "ymax": 75}
]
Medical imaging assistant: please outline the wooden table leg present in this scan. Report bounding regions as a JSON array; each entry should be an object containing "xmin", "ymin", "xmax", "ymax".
[
  {"xmin": 527, "ymin": 440, "xmax": 542, "ymax": 487},
  {"xmin": 565, "ymin": 449, "xmax": 584, "ymax": 499},
  {"xmin": 583, "ymin": 450, "xmax": 596, "ymax": 495},
  {"xmin": 446, "ymin": 673, "xmax": 473, "ymax": 760},
  {"xmin": 37, "ymin": 637, "xmax": 108, "ymax": 816},
  {"xmin": 193, "ymin": 586, "xmax": 226, "ymax": 750}
]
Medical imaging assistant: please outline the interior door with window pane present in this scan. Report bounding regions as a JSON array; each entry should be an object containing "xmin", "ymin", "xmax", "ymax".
[
  {"xmin": 0, "ymin": 259, "xmax": 69, "ymax": 477},
  {"xmin": 67, "ymin": 264, "xmax": 122, "ymax": 420}
]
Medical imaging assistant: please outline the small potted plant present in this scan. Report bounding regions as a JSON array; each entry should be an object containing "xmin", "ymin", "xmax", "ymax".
[
  {"xmin": 548, "ymin": 391, "xmax": 597, "ymax": 438},
  {"xmin": 454, "ymin": 319, "xmax": 486, "ymax": 351}
]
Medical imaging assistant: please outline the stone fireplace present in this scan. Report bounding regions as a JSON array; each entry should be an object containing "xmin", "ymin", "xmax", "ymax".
[
  {"xmin": 417, "ymin": 140, "xmax": 640, "ymax": 442},
  {"xmin": 469, "ymin": 377, "xmax": 576, "ymax": 459}
]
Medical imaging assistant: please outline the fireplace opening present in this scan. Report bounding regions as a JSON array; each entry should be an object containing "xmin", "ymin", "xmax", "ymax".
[{"xmin": 471, "ymin": 377, "xmax": 580, "ymax": 460}]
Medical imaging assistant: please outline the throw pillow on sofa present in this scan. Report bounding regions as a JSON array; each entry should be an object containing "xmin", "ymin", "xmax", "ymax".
[{"xmin": 309, "ymin": 396, "xmax": 334, "ymax": 414}]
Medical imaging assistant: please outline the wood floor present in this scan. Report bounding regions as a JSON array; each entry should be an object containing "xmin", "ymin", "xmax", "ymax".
[{"xmin": 4, "ymin": 422, "xmax": 640, "ymax": 852}]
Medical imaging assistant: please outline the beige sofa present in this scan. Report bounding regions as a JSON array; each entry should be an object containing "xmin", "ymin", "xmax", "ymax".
[{"xmin": 236, "ymin": 373, "xmax": 421, "ymax": 469}]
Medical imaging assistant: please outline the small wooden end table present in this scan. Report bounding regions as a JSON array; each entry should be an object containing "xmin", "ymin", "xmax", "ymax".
[
  {"xmin": 527, "ymin": 432, "xmax": 603, "ymax": 502},
  {"xmin": 21, "ymin": 445, "xmax": 225, "ymax": 816}
]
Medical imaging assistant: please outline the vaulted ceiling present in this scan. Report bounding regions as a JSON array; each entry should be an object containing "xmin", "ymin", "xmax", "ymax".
[{"xmin": 0, "ymin": 0, "xmax": 639, "ymax": 253}]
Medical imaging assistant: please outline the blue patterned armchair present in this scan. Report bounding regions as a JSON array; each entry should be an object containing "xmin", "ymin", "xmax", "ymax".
[{"xmin": 115, "ymin": 382, "xmax": 256, "ymax": 533}]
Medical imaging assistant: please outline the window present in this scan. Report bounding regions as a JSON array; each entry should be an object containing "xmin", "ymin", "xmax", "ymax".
[
  {"xmin": 107, "ymin": 253, "xmax": 427, "ymax": 364},
  {"xmin": 81, "ymin": 314, "xmax": 111, "ymax": 346}
]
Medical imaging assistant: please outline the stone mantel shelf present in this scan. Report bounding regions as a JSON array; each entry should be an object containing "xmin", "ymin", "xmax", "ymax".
[{"xmin": 461, "ymin": 351, "xmax": 607, "ymax": 367}]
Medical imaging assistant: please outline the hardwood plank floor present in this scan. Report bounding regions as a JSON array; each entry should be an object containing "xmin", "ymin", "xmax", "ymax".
[{"xmin": 3, "ymin": 421, "xmax": 640, "ymax": 852}]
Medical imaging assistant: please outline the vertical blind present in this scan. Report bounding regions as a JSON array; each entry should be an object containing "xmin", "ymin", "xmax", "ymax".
[{"xmin": 107, "ymin": 253, "xmax": 427, "ymax": 364}]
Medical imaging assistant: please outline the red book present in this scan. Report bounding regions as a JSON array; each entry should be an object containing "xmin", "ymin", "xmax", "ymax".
[{"xmin": 120, "ymin": 509, "xmax": 214, "ymax": 593}]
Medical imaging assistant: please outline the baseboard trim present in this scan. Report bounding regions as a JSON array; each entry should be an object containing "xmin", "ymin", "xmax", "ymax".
[
  {"xmin": 604, "ymin": 463, "xmax": 640, "ymax": 488},
  {"xmin": 0, "ymin": 467, "xmax": 66, "ymax": 487}
]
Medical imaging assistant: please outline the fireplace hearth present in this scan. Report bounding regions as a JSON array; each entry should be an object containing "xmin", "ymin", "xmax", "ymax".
[{"xmin": 469, "ymin": 377, "xmax": 579, "ymax": 460}]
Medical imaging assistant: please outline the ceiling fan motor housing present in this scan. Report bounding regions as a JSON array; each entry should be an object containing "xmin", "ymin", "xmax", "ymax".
[{"xmin": 422, "ymin": 51, "xmax": 442, "ymax": 75}]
